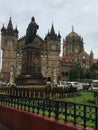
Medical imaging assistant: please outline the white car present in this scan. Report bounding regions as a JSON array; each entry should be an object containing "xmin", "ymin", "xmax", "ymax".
[
  {"xmin": 58, "ymin": 81, "xmax": 72, "ymax": 88},
  {"xmin": 58, "ymin": 81, "xmax": 83, "ymax": 90}
]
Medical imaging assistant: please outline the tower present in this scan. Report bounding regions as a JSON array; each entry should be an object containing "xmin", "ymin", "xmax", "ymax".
[
  {"xmin": 63, "ymin": 27, "xmax": 84, "ymax": 58},
  {"xmin": 45, "ymin": 24, "xmax": 61, "ymax": 85},
  {"xmin": 90, "ymin": 50, "xmax": 94, "ymax": 66},
  {"xmin": 1, "ymin": 17, "xmax": 18, "ymax": 83}
]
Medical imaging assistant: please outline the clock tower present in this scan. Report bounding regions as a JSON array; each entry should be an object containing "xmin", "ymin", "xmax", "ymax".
[
  {"xmin": 45, "ymin": 24, "xmax": 61, "ymax": 84},
  {"xmin": 1, "ymin": 17, "xmax": 18, "ymax": 83}
]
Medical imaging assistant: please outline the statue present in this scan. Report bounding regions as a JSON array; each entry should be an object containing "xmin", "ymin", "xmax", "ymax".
[{"xmin": 25, "ymin": 17, "xmax": 39, "ymax": 44}]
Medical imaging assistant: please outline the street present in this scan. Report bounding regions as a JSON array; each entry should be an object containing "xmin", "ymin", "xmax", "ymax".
[{"xmin": 0, "ymin": 123, "xmax": 12, "ymax": 130}]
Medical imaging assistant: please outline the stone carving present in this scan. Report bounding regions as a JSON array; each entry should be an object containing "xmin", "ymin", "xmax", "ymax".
[{"xmin": 25, "ymin": 17, "xmax": 39, "ymax": 44}]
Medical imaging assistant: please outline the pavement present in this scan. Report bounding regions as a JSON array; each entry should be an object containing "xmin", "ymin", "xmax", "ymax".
[{"xmin": 0, "ymin": 123, "xmax": 12, "ymax": 130}]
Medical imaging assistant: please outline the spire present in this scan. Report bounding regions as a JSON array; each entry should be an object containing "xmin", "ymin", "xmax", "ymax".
[
  {"xmin": 1, "ymin": 23, "xmax": 6, "ymax": 32},
  {"xmin": 2, "ymin": 23, "xmax": 5, "ymax": 29},
  {"xmin": 15, "ymin": 25, "xmax": 18, "ymax": 34},
  {"xmin": 72, "ymin": 26, "xmax": 74, "ymax": 32},
  {"xmin": 50, "ymin": 23, "xmax": 55, "ymax": 34},
  {"xmin": 45, "ymin": 23, "xmax": 58, "ymax": 41},
  {"xmin": 47, "ymin": 29, "xmax": 50, "ymax": 35},
  {"xmin": 58, "ymin": 31, "xmax": 61, "ymax": 39},
  {"xmin": 7, "ymin": 17, "xmax": 13, "ymax": 31},
  {"xmin": 90, "ymin": 49, "xmax": 94, "ymax": 55}
]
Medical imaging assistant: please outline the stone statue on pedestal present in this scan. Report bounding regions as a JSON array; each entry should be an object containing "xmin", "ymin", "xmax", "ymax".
[
  {"xmin": 7, "ymin": 65, "xmax": 16, "ymax": 87},
  {"xmin": 15, "ymin": 17, "xmax": 46, "ymax": 85},
  {"xmin": 25, "ymin": 17, "xmax": 39, "ymax": 44}
]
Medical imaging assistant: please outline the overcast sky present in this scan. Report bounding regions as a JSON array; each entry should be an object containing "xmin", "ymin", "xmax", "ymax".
[{"xmin": 0, "ymin": 0, "xmax": 98, "ymax": 60}]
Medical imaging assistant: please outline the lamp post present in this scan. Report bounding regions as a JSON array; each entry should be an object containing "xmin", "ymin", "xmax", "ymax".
[
  {"xmin": 51, "ymin": 64, "xmax": 54, "ymax": 87},
  {"xmin": 51, "ymin": 64, "xmax": 57, "ymax": 87}
]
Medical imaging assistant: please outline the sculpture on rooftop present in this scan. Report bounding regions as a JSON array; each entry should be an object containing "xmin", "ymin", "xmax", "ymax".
[{"xmin": 25, "ymin": 17, "xmax": 39, "ymax": 44}]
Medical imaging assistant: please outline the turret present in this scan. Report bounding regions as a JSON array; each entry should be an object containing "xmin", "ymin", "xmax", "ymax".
[
  {"xmin": 58, "ymin": 31, "xmax": 61, "ymax": 41},
  {"xmin": 15, "ymin": 26, "xmax": 18, "ymax": 34},
  {"xmin": 14, "ymin": 26, "xmax": 18, "ymax": 38},
  {"xmin": 6, "ymin": 17, "xmax": 13, "ymax": 34},
  {"xmin": 1, "ymin": 17, "xmax": 18, "ymax": 38},
  {"xmin": 1, "ymin": 24, "xmax": 6, "ymax": 35},
  {"xmin": 45, "ymin": 23, "xmax": 60, "ymax": 41},
  {"xmin": 90, "ymin": 50, "xmax": 94, "ymax": 66}
]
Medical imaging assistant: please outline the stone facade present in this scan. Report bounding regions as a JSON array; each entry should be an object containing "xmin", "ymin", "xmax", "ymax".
[
  {"xmin": 0, "ymin": 18, "xmax": 93, "ymax": 83},
  {"xmin": 1, "ymin": 18, "xmax": 61, "ymax": 84},
  {"xmin": 61, "ymin": 27, "xmax": 93, "ymax": 80},
  {"xmin": 1, "ymin": 17, "xmax": 18, "ymax": 82},
  {"xmin": 44, "ymin": 24, "xmax": 61, "ymax": 84}
]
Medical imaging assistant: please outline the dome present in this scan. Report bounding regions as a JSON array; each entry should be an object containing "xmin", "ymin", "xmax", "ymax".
[
  {"xmin": 66, "ymin": 26, "xmax": 79, "ymax": 38},
  {"xmin": 67, "ymin": 31, "xmax": 78, "ymax": 37}
]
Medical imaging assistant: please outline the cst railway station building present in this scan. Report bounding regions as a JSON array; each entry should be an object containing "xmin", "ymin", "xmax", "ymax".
[{"xmin": 0, "ymin": 17, "xmax": 94, "ymax": 84}]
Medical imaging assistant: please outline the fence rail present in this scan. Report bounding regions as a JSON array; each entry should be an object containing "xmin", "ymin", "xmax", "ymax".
[
  {"xmin": 0, "ymin": 94, "xmax": 98, "ymax": 130},
  {"xmin": 0, "ymin": 85, "xmax": 77, "ymax": 97}
]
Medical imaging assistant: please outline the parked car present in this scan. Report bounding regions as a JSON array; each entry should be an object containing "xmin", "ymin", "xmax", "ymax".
[
  {"xmin": 73, "ymin": 82, "xmax": 83, "ymax": 90},
  {"xmin": 0, "ymin": 81, "xmax": 6, "ymax": 87},
  {"xmin": 82, "ymin": 82, "xmax": 90, "ymax": 90},
  {"xmin": 58, "ymin": 81, "xmax": 83, "ymax": 90}
]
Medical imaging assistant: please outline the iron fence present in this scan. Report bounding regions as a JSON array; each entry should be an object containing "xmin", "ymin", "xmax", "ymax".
[{"xmin": 0, "ymin": 94, "xmax": 97, "ymax": 130}]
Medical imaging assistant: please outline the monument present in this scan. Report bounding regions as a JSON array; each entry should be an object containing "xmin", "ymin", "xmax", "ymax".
[
  {"xmin": 15, "ymin": 17, "xmax": 46, "ymax": 85},
  {"xmin": 25, "ymin": 17, "xmax": 39, "ymax": 44}
]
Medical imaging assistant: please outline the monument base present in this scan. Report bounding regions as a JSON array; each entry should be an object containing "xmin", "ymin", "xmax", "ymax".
[
  {"xmin": 15, "ymin": 74, "xmax": 46, "ymax": 85},
  {"xmin": 15, "ymin": 42, "xmax": 47, "ymax": 85}
]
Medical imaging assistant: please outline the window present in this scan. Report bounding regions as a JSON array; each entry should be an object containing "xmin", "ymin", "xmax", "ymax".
[
  {"xmin": 7, "ymin": 39, "xmax": 12, "ymax": 46},
  {"xmin": 52, "ymin": 45, "xmax": 56, "ymax": 50}
]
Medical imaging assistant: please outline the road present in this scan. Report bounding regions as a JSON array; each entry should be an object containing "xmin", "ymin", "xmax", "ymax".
[{"xmin": 0, "ymin": 123, "xmax": 12, "ymax": 130}]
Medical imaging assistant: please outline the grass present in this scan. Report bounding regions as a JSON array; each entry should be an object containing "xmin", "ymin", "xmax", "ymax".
[{"xmin": 59, "ymin": 91, "xmax": 96, "ymax": 105}]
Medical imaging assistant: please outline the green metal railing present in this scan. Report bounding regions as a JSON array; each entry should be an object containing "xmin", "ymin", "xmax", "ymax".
[{"xmin": 0, "ymin": 94, "xmax": 97, "ymax": 130}]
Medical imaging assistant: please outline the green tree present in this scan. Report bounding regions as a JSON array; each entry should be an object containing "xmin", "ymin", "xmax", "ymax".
[{"xmin": 69, "ymin": 62, "xmax": 84, "ymax": 81}]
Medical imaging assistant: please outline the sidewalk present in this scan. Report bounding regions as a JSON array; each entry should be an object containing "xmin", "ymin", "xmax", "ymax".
[{"xmin": 0, "ymin": 123, "xmax": 12, "ymax": 130}]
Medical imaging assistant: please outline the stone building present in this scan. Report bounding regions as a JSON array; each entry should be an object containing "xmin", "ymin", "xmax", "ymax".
[
  {"xmin": 0, "ymin": 18, "xmax": 93, "ymax": 83},
  {"xmin": 1, "ymin": 17, "xmax": 18, "ymax": 82},
  {"xmin": 1, "ymin": 18, "xmax": 61, "ymax": 84},
  {"xmin": 43, "ymin": 24, "xmax": 61, "ymax": 84},
  {"xmin": 60, "ymin": 27, "xmax": 94, "ymax": 81}
]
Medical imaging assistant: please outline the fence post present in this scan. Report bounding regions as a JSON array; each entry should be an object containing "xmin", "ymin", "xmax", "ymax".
[
  {"xmin": 56, "ymin": 93, "xmax": 58, "ymax": 100},
  {"xmin": 84, "ymin": 96, "xmax": 86, "ymax": 104},
  {"xmin": 43, "ymin": 92, "xmax": 45, "ymax": 99},
  {"xmin": 55, "ymin": 100, "xmax": 59, "ymax": 119},
  {"xmin": 74, "ymin": 95, "xmax": 76, "ymax": 103},
  {"xmin": 74, "ymin": 95, "xmax": 76, "ymax": 124},
  {"xmin": 65, "ymin": 93, "xmax": 67, "ymax": 101},
  {"xmin": 33, "ymin": 91, "xmax": 35, "ymax": 98},
  {"xmin": 84, "ymin": 96, "xmax": 86, "ymax": 128},
  {"xmin": 38, "ymin": 92, "xmax": 40, "ymax": 98},
  {"xmin": 49, "ymin": 93, "xmax": 52, "ymax": 100},
  {"xmin": 57, "ymin": 93, "xmax": 59, "ymax": 100},
  {"xmin": 95, "ymin": 97, "xmax": 98, "ymax": 106},
  {"xmin": 95, "ymin": 96, "xmax": 98, "ymax": 130},
  {"xmin": 95, "ymin": 106, "xmax": 98, "ymax": 130}
]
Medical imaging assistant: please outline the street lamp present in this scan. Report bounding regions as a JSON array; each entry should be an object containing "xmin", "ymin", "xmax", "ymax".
[
  {"xmin": 51, "ymin": 64, "xmax": 54, "ymax": 87},
  {"xmin": 51, "ymin": 64, "xmax": 57, "ymax": 87}
]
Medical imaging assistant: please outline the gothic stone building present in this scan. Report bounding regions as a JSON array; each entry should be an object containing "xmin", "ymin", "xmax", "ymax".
[
  {"xmin": 1, "ymin": 18, "xmax": 60, "ymax": 84},
  {"xmin": 1, "ymin": 18, "xmax": 93, "ymax": 83},
  {"xmin": 60, "ymin": 27, "xmax": 93, "ymax": 81}
]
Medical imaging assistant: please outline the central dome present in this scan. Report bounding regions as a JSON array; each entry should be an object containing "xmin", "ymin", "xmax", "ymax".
[
  {"xmin": 68, "ymin": 31, "xmax": 78, "ymax": 37},
  {"xmin": 66, "ymin": 26, "xmax": 79, "ymax": 38}
]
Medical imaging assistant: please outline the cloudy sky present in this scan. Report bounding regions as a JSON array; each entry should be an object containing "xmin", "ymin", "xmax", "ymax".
[{"xmin": 0, "ymin": 0, "xmax": 98, "ymax": 60}]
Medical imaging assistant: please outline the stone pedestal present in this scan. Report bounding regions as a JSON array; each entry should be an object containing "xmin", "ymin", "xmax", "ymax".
[{"xmin": 15, "ymin": 43, "xmax": 46, "ymax": 85}]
